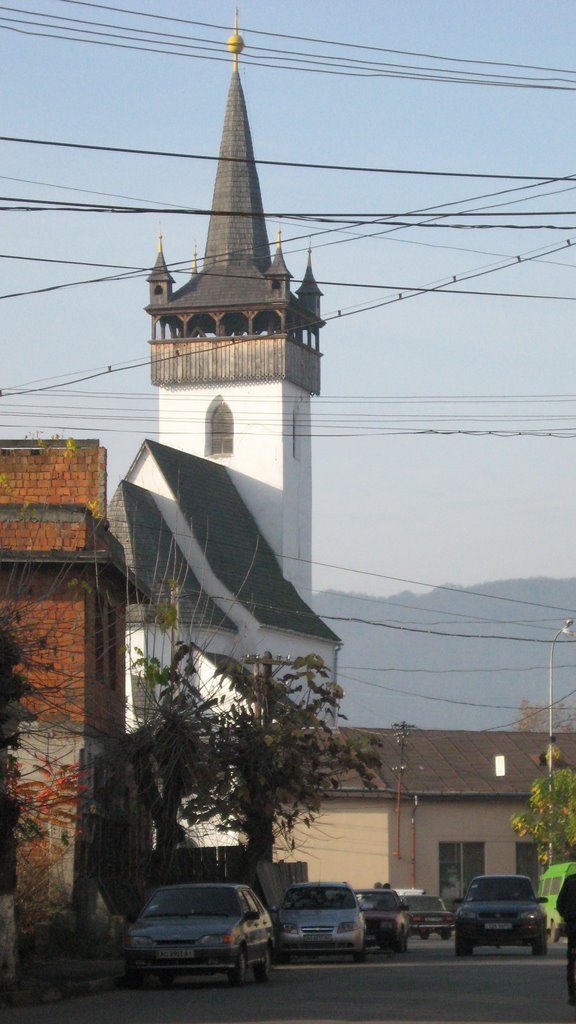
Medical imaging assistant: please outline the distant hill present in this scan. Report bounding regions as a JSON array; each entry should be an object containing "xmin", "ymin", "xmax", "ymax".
[{"xmin": 312, "ymin": 579, "xmax": 576, "ymax": 731}]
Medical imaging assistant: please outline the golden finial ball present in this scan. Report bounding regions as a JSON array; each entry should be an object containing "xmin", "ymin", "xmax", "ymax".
[{"xmin": 227, "ymin": 31, "xmax": 244, "ymax": 55}]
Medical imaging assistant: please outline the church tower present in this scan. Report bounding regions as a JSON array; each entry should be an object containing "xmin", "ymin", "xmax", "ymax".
[{"xmin": 146, "ymin": 25, "xmax": 324, "ymax": 595}]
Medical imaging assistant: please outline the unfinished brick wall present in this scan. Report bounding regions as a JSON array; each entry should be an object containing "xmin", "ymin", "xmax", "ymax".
[
  {"xmin": 0, "ymin": 441, "xmax": 107, "ymax": 516},
  {"xmin": 0, "ymin": 441, "xmax": 145, "ymax": 910},
  {"xmin": 0, "ymin": 440, "xmax": 125, "ymax": 735}
]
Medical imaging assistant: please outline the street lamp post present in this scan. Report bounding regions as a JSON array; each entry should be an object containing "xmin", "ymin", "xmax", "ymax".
[{"xmin": 548, "ymin": 618, "xmax": 575, "ymax": 865}]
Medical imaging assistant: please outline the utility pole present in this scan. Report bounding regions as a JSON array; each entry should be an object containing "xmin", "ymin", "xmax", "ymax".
[{"xmin": 392, "ymin": 721, "xmax": 414, "ymax": 859}]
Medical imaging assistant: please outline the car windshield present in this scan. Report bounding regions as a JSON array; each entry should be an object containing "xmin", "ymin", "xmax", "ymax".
[
  {"xmin": 407, "ymin": 896, "xmax": 445, "ymax": 911},
  {"xmin": 466, "ymin": 878, "xmax": 534, "ymax": 902},
  {"xmin": 282, "ymin": 886, "xmax": 356, "ymax": 910},
  {"xmin": 357, "ymin": 891, "xmax": 398, "ymax": 910},
  {"xmin": 142, "ymin": 887, "xmax": 241, "ymax": 918}
]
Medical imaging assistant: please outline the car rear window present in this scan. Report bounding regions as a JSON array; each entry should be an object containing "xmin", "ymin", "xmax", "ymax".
[
  {"xmin": 357, "ymin": 891, "xmax": 399, "ymax": 910},
  {"xmin": 406, "ymin": 896, "xmax": 445, "ymax": 911}
]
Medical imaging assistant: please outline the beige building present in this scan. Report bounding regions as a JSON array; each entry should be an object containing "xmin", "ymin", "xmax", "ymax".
[{"xmin": 276, "ymin": 729, "xmax": 576, "ymax": 901}]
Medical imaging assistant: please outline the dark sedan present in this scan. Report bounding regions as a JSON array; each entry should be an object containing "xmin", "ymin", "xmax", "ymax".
[
  {"xmin": 124, "ymin": 883, "xmax": 274, "ymax": 987},
  {"xmin": 405, "ymin": 895, "xmax": 454, "ymax": 940},
  {"xmin": 355, "ymin": 888, "xmax": 410, "ymax": 953},
  {"xmin": 454, "ymin": 874, "xmax": 547, "ymax": 957}
]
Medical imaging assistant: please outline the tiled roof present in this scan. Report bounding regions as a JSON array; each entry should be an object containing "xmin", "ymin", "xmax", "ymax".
[
  {"xmin": 144, "ymin": 439, "xmax": 339, "ymax": 643},
  {"xmin": 108, "ymin": 480, "xmax": 236, "ymax": 633},
  {"xmin": 340, "ymin": 728, "xmax": 576, "ymax": 797}
]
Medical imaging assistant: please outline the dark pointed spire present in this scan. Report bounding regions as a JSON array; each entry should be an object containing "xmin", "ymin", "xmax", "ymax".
[
  {"xmin": 203, "ymin": 69, "xmax": 270, "ymax": 274},
  {"xmin": 296, "ymin": 243, "xmax": 322, "ymax": 317},
  {"xmin": 267, "ymin": 227, "xmax": 292, "ymax": 279},
  {"xmin": 147, "ymin": 231, "xmax": 174, "ymax": 304}
]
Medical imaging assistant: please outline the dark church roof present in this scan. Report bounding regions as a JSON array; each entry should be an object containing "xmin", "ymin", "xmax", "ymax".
[
  {"xmin": 204, "ymin": 66, "xmax": 269, "ymax": 274},
  {"xmin": 108, "ymin": 480, "xmax": 235, "ymax": 633},
  {"xmin": 157, "ymin": 69, "xmax": 320, "ymax": 324},
  {"xmin": 114, "ymin": 440, "xmax": 339, "ymax": 645}
]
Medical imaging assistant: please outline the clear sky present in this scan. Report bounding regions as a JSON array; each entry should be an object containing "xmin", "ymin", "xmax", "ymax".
[{"xmin": 3, "ymin": 1, "xmax": 576, "ymax": 678}]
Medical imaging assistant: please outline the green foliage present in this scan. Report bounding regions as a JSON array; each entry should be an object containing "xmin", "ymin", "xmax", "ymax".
[
  {"xmin": 511, "ymin": 767, "xmax": 576, "ymax": 863},
  {"xmin": 132, "ymin": 648, "xmax": 172, "ymax": 691},
  {"xmin": 18, "ymin": 502, "xmax": 38, "ymax": 522}
]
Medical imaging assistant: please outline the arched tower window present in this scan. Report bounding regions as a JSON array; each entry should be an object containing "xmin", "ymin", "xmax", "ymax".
[{"xmin": 208, "ymin": 400, "xmax": 234, "ymax": 456}]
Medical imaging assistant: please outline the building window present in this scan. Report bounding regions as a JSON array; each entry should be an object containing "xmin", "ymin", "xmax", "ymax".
[
  {"xmin": 292, "ymin": 410, "xmax": 299, "ymax": 459},
  {"xmin": 439, "ymin": 841, "xmax": 484, "ymax": 903},
  {"xmin": 95, "ymin": 596, "xmax": 118, "ymax": 689},
  {"xmin": 209, "ymin": 400, "xmax": 233, "ymax": 456}
]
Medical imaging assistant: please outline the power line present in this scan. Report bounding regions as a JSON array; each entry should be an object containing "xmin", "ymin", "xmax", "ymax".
[
  {"xmin": 55, "ymin": 0, "xmax": 576, "ymax": 81},
  {"xmin": 6, "ymin": 3, "xmax": 576, "ymax": 91},
  {"xmin": 0, "ymin": 134, "xmax": 567, "ymax": 183}
]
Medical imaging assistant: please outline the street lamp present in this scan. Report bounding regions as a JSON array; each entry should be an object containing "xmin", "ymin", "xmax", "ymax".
[{"xmin": 548, "ymin": 618, "xmax": 576, "ymax": 865}]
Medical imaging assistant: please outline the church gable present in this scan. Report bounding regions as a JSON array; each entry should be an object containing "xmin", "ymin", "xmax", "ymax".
[
  {"xmin": 108, "ymin": 478, "xmax": 236, "ymax": 635},
  {"xmin": 139, "ymin": 440, "xmax": 338, "ymax": 643}
]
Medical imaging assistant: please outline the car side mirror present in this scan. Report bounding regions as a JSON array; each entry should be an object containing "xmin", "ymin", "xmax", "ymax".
[
  {"xmin": 245, "ymin": 909, "xmax": 260, "ymax": 920},
  {"xmin": 453, "ymin": 897, "xmax": 463, "ymax": 904},
  {"xmin": 537, "ymin": 896, "xmax": 547, "ymax": 903},
  {"xmin": 401, "ymin": 901, "xmax": 409, "ymax": 909}
]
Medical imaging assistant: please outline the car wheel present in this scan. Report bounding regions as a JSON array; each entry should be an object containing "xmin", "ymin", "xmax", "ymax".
[
  {"xmin": 159, "ymin": 973, "xmax": 175, "ymax": 988},
  {"xmin": 275, "ymin": 951, "xmax": 291, "ymax": 964},
  {"xmin": 532, "ymin": 935, "xmax": 548, "ymax": 956},
  {"xmin": 254, "ymin": 945, "xmax": 271, "ymax": 982},
  {"xmin": 420, "ymin": 931, "xmax": 430, "ymax": 940},
  {"xmin": 353, "ymin": 947, "xmax": 367, "ymax": 963},
  {"xmin": 441, "ymin": 931, "xmax": 451, "ymax": 940},
  {"xmin": 229, "ymin": 948, "xmax": 248, "ymax": 986},
  {"xmin": 455, "ymin": 937, "xmax": 473, "ymax": 957}
]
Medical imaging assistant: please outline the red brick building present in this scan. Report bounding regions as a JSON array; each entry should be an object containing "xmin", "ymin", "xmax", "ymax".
[{"xmin": 0, "ymin": 439, "xmax": 146, "ymax": 933}]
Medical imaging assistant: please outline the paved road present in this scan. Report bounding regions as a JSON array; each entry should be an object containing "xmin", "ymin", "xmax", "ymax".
[{"xmin": 6, "ymin": 939, "xmax": 575, "ymax": 1023}]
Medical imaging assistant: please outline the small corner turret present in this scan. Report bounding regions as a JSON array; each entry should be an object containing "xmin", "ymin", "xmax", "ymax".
[
  {"xmin": 296, "ymin": 243, "xmax": 322, "ymax": 320},
  {"xmin": 265, "ymin": 228, "xmax": 292, "ymax": 301},
  {"xmin": 147, "ymin": 232, "xmax": 174, "ymax": 307}
]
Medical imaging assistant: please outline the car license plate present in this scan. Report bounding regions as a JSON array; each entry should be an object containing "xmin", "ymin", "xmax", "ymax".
[
  {"xmin": 485, "ymin": 923, "xmax": 512, "ymax": 930},
  {"xmin": 158, "ymin": 949, "xmax": 194, "ymax": 959}
]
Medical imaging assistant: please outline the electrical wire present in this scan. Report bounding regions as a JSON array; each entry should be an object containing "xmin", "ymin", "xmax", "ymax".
[
  {"xmin": 4, "ymin": 3, "xmax": 576, "ymax": 91},
  {"xmin": 0, "ymin": 133, "xmax": 568, "ymax": 183}
]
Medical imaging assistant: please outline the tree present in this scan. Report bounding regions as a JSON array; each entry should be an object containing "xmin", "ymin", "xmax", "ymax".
[
  {"xmin": 515, "ymin": 699, "xmax": 576, "ymax": 732},
  {"xmin": 0, "ymin": 615, "xmax": 30, "ymax": 990},
  {"xmin": 125, "ymin": 643, "xmax": 220, "ymax": 886},
  {"xmin": 213, "ymin": 653, "xmax": 381, "ymax": 885},
  {"xmin": 511, "ymin": 768, "xmax": 576, "ymax": 863}
]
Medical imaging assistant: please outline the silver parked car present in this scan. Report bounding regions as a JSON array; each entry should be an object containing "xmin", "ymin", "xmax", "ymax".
[
  {"xmin": 123, "ymin": 883, "xmax": 274, "ymax": 987},
  {"xmin": 275, "ymin": 882, "xmax": 366, "ymax": 962}
]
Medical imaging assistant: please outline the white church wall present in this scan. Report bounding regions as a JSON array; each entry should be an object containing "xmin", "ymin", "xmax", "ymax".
[{"xmin": 157, "ymin": 380, "xmax": 312, "ymax": 593}]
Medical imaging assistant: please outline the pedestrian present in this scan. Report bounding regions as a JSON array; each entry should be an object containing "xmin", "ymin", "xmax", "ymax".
[{"xmin": 557, "ymin": 873, "xmax": 576, "ymax": 1005}]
